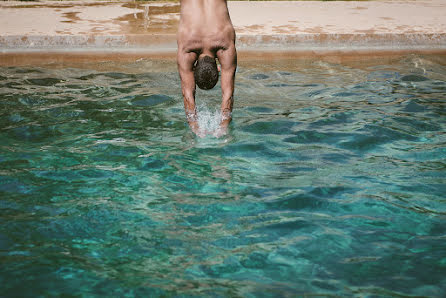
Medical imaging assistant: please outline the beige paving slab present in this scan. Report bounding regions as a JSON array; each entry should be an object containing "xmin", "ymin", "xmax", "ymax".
[
  {"xmin": 230, "ymin": 0, "xmax": 446, "ymax": 35},
  {"xmin": 0, "ymin": 0, "xmax": 445, "ymax": 52}
]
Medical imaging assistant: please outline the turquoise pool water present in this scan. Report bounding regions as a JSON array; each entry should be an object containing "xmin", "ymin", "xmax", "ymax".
[{"xmin": 1, "ymin": 54, "xmax": 445, "ymax": 296}]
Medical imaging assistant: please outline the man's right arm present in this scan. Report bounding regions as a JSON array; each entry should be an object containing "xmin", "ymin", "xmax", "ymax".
[
  {"xmin": 177, "ymin": 50, "xmax": 200, "ymax": 134},
  {"xmin": 216, "ymin": 43, "xmax": 237, "ymax": 135}
]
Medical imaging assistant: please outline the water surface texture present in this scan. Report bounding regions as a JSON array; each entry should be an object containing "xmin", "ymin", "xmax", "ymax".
[{"xmin": 1, "ymin": 54, "xmax": 446, "ymax": 297}]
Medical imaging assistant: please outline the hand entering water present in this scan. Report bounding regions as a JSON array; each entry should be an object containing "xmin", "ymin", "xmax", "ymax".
[
  {"xmin": 190, "ymin": 122, "xmax": 206, "ymax": 138},
  {"xmin": 188, "ymin": 105, "xmax": 229, "ymax": 138},
  {"xmin": 212, "ymin": 125, "xmax": 228, "ymax": 138}
]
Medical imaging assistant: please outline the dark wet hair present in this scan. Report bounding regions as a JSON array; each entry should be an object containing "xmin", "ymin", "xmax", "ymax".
[{"xmin": 194, "ymin": 56, "xmax": 218, "ymax": 90}]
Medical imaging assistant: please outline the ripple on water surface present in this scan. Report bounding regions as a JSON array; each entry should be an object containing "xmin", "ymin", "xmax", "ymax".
[{"xmin": 0, "ymin": 55, "xmax": 446, "ymax": 297}]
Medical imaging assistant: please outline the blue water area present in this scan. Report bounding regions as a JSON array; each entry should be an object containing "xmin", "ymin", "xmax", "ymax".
[{"xmin": 1, "ymin": 54, "xmax": 445, "ymax": 297}]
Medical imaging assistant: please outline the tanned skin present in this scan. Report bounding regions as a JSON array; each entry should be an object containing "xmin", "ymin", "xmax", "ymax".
[{"xmin": 177, "ymin": 0, "xmax": 237, "ymax": 137}]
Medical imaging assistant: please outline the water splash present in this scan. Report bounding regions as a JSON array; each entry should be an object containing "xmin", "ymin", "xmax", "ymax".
[{"xmin": 196, "ymin": 104, "xmax": 222, "ymax": 136}]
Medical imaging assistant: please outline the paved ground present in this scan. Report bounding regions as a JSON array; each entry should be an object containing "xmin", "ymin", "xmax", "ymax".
[{"xmin": 0, "ymin": 0, "xmax": 446, "ymax": 52}]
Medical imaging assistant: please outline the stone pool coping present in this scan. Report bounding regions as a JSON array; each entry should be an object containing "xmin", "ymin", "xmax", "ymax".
[{"xmin": 0, "ymin": 0, "xmax": 446, "ymax": 57}]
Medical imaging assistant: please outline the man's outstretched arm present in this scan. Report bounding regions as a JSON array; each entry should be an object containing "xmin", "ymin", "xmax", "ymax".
[
  {"xmin": 217, "ymin": 45, "xmax": 237, "ymax": 130},
  {"xmin": 177, "ymin": 50, "xmax": 199, "ymax": 133}
]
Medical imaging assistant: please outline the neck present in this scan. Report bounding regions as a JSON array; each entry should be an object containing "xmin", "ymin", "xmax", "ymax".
[{"xmin": 199, "ymin": 52, "xmax": 215, "ymax": 59}]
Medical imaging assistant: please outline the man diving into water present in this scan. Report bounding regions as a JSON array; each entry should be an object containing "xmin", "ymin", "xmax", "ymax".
[{"xmin": 177, "ymin": 0, "xmax": 237, "ymax": 137}]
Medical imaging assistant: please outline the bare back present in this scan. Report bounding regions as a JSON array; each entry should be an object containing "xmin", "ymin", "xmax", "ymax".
[{"xmin": 178, "ymin": 0, "xmax": 235, "ymax": 54}]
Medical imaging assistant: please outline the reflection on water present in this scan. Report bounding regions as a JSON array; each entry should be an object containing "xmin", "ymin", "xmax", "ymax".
[{"xmin": 1, "ymin": 54, "xmax": 446, "ymax": 296}]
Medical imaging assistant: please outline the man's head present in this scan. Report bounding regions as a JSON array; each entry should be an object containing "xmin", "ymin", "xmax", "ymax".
[{"xmin": 194, "ymin": 55, "xmax": 219, "ymax": 90}]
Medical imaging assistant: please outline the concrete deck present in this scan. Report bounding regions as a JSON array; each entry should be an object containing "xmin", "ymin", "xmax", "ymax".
[{"xmin": 0, "ymin": 0, "xmax": 446, "ymax": 53}]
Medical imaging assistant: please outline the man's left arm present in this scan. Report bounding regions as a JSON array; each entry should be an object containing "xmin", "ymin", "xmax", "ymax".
[{"xmin": 177, "ymin": 49, "xmax": 201, "ymax": 135}]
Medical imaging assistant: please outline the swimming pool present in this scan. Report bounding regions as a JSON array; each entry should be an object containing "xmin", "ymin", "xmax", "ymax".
[{"xmin": 1, "ymin": 53, "xmax": 445, "ymax": 296}]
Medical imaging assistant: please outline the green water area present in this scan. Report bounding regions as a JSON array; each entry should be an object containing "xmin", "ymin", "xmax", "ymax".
[{"xmin": 1, "ymin": 54, "xmax": 445, "ymax": 296}]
